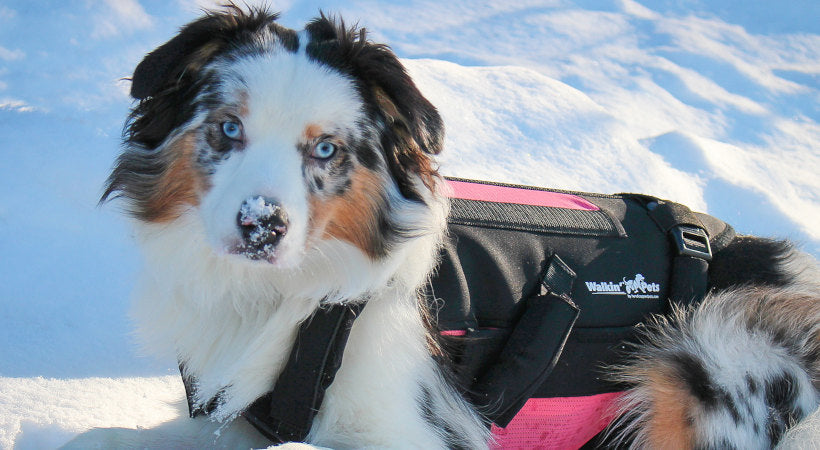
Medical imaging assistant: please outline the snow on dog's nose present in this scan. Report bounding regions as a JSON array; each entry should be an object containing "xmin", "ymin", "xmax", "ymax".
[{"xmin": 236, "ymin": 196, "xmax": 289, "ymax": 260}]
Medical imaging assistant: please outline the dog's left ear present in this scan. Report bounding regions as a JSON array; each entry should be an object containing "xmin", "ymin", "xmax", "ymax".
[
  {"xmin": 306, "ymin": 17, "xmax": 444, "ymax": 197},
  {"xmin": 357, "ymin": 54, "xmax": 444, "ymax": 158},
  {"xmin": 359, "ymin": 49, "xmax": 445, "ymax": 197}
]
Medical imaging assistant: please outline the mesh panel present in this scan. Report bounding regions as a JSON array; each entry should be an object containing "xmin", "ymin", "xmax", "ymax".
[
  {"xmin": 449, "ymin": 198, "xmax": 620, "ymax": 237},
  {"xmin": 490, "ymin": 392, "xmax": 622, "ymax": 449}
]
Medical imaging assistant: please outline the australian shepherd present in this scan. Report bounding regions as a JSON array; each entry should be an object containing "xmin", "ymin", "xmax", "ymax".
[{"xmin": 69, "ymin": 5, "xmax": 819, "ymax": 449}]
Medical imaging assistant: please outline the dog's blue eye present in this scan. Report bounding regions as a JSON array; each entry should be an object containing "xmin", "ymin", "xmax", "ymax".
[
  {"xmin": 312, "ymin": 141, "xmax": 337, "ymax": 160},
  {"xmin": 221, "ymin": 121, "xmax": 243, "ymax": 140}
]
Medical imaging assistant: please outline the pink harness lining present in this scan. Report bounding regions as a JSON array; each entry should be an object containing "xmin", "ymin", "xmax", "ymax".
[
  {"xmin": 440, "ymin": 329, "xmax": 467, "ymax": 336},
  {"xmin": 441, "ymin": 328, "xmax": 502, "ymax": 337},
  {"xmin": 490, "ymin": 392, "xmax": 622, "ymax": 449},
  {"xmin": 445, "ymin": 179, "xmax": 599, "ymax": 211}
]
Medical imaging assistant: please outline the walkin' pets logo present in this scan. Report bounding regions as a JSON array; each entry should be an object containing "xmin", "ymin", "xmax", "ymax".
[{"xmin": 584, "ymin": 274, "xmax": 660, "ymax": 299}]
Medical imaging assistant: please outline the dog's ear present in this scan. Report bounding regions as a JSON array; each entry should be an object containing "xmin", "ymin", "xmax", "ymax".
[
  {"xmin": 306, "ymin": 16, "xmax": 444, "ymax": 198},
  {"xmin": 131, "ymin": 7, "xmax": 278, "ymax": 100},
  {"xmin": 130, "ymin": 17, "xmax": 221, "ymax": 100},
  {"xmin": 356, "ymin": 46, "xmax": 444, "ymax": 158},
  {"xmin": 363, "ymin": 56, "xmax": 444, "ymax": 157}
]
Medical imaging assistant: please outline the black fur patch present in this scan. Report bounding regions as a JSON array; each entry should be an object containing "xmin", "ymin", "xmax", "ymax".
[
  {"xmin": 351, "ymin": 129, "xmax": 383, "ymax": 171},
  {"xmin": 708, "ymin": 237, "xmax": 795, "ymax": 289},
  {"xmin": 127, "ymin": 8, "xmax": 277, "ymax": 143},
  {"xmin": 670, "ymin": 352, "xmax": 746, "ymax": 426},
  {"xmin": 313, "ymin": 176, "xmax": 324, "ymax": 191},
  {"xmin": 130, "ymin": 7, "xmax": 286, "ymax": 101},
  {"xmin": 764, "ymin": 372, "xmax": 801, "ymax": 444},
  {"xmin": 724, "ymin": 391, "xmax": 743, "ymax": 425},
  {"xmin": 745, "ymin": 374, "xmax": 758, "ymax": 395},
  {"xmin": 271, "ymin": 22, "xmax": 299, "ymax": 52},
  {"xmin": 671, "ymin": 353, "xmax": 719, "ymax": 408}
]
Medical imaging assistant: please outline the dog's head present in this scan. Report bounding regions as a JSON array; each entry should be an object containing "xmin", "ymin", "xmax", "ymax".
[{"xmin": 104, "ymin": 6, "xmax": 444, "ymax": 268}]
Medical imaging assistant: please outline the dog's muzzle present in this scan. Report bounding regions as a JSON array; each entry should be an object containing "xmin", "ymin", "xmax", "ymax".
[{"xmin": 235, "ymin": 196, "xmax": 289, "ymax": 260}]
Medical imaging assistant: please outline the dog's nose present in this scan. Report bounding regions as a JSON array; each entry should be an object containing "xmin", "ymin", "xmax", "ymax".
[{"xmin": 237, "ymin": 196, "xmax": 289, "ymax": 249}]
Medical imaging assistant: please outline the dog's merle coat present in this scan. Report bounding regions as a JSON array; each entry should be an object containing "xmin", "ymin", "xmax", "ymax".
[
  {"xmin": 610, "ymin": 280, "xmax": 820, "ymax": 449},
  {"xmin": 73, "ymin": 5, "xmax": 820, "ymax": 449}
]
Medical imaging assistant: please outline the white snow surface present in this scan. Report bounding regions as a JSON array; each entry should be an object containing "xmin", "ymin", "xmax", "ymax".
[{"xmin": 1, "ymin": 0, "xmax": 818, "ymax": 448}]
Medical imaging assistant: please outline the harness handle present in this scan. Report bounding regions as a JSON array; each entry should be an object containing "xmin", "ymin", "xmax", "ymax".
[{"xmin": 468, "ymin": 253, "xmax": 580, "ymax": 427}]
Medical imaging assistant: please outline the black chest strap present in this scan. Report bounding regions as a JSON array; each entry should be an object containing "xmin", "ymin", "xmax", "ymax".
[{"xmin": 181, "ymin": 301, "xmax": 365, "ymax": 444}]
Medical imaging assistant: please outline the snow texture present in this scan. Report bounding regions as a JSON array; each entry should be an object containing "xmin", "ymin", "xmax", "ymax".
[{"xmin": 0, "ymin": 0, "xmax": 818, "ymax": 448}]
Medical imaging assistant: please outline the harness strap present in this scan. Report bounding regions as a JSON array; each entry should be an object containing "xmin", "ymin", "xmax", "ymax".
[
  {"xmin": 243, "ymin": 302, "xmax": 366, "ymax": 443},
  {"xmin": 180, "ymin": 302, "xmax": 365, "ymax": 443},
  {"xmin": 626, "ymin": 195, "xmax": 713, "ymax": 307}
]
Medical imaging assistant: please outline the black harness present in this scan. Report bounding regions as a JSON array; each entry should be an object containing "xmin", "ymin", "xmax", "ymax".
[{"xmin": 181, "ymin": 177, "xmax": 734, "ymax": 442}]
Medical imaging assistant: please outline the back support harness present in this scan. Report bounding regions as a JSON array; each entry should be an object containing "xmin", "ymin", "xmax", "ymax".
[
  {"xmin": 428, "ymin": 179, "xmax": 732, "ymax": 448},
  {"xmin": 182, "ymin": 177, "xmax": 734, "ymax": 446}
]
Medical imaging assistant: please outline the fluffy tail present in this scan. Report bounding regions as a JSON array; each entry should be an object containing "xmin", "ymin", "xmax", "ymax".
[{"xmin": 608, "ymin": 285, "xmax": 820, "ymax": 449}]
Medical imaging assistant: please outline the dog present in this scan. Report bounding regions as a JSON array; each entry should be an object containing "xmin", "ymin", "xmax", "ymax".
[{"xmin": 67, "ymin": 5, "xmax": 819, "ymax": 449}]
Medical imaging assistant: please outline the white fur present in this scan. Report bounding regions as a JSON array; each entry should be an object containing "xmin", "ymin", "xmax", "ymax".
[
  {"xmin": 777, "ymin": 406, "xmax": 820, "ymax": 450},
  {"xmin": 131, "ymin": 178, "xmax": 451, "ymax": 418}
]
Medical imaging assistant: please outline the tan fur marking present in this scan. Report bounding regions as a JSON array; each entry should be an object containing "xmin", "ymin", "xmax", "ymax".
[
  {"xmin": 145, "ymin": 133, "xmax": 204, "ymax": 223},
  {"xmin": 373, "ymin": 87, "xmax": 401, "ymax": 121},
  {"xmin": 303, "ymin": 123, "xmax": 324, "ymax": 141},
  {"xmin": 309, "ymin": 168, "xmax": 384, "ymax": 258},
  {"xmin": 373, "ymin": 87, "xmax": 439, "ymax": 192},
  {"xmin": 646, "ymin": 370, "xmax": 696, "ymax": 450},
  {"xmin": 186, "ymin": 41, "xmax": 223, "ymax": 74},
  {"xmin": 238, "ymin": 92, "xmax": 249, "ymax": 118},
  {"xmin": 393, "ymin": 125, "xmax": 438, "ymax": 192}
]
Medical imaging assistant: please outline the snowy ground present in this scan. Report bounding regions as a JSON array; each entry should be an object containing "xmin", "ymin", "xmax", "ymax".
[{"xmin": 1, "ymin": 0, "xmax": 818, "ymax": 448}]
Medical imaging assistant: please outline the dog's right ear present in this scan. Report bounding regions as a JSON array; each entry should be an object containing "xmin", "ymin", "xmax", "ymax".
[
  {"xmin": 130, "ymin": 17, "xmax": 220, "ymax": 100},
  {"xmin": 130, "ymin": 7, "xmax": 278, "ymax": 100}
]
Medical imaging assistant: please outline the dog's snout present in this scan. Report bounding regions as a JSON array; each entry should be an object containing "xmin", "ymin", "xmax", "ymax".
[{"xmin": 237, "ymin": 196, "xmax": 289, "ymax": 249}]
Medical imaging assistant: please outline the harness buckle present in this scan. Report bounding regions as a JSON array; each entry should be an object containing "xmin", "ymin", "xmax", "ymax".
[{"xmin": 671, "ymin": 225, "xmax": 712, "ymax": 261}]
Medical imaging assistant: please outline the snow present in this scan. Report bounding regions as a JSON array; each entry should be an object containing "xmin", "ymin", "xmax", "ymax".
[{"xmin": 0, "ymin": 0, "xmax": 818, "ymax": 448}]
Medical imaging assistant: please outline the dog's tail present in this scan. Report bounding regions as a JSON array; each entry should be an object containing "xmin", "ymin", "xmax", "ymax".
[{"xmin": 607, "ymin": 273, "xmax": 820, "ymax": 448}]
